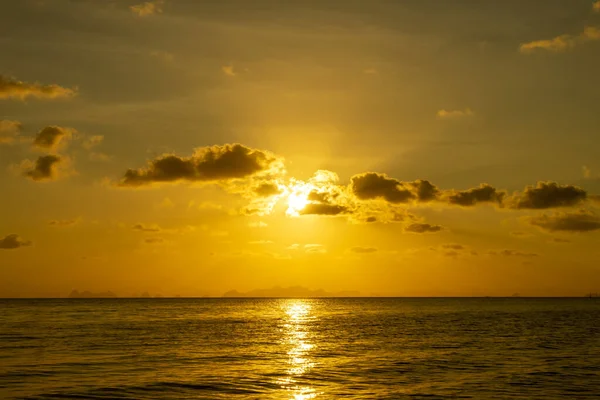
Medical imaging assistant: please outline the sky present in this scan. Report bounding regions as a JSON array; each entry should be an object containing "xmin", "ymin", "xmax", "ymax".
[{"xmin": 1, "ymin": 0, "xmax": 600, "ymax": 297}]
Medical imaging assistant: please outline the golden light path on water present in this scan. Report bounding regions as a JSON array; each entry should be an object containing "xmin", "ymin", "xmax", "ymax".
[{"xmin": 278, "ymin": 300, "xmax": 321, "ymax": 399}]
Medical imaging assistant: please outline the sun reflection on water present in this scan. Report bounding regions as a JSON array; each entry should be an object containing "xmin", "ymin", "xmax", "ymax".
[{"xmin": 278, "ymin": 300, "xmax": 321, "ymax": 399}]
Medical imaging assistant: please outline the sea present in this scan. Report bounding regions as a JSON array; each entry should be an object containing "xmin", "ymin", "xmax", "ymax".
[{"xmin": 1, "ymin": 298, "xmax": 599, "ymax": 399}]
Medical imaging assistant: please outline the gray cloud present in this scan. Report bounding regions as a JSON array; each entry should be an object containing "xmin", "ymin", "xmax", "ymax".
[
  {"xmin": 254, "ymin": 182, "xmax": 282, "ymax": 197},
  {"xmin": 32, "ymin": 126, "xmax": 74, "ymax": 151},
  {"xmin": 509, "ymin": 182, "xmax": 587, "ymax": 209},
  {"xmin": 119, "ymin": 144, "xmax": 282, "ymax": 187},
  {"xmin": 446, "ymin": 184, "xmax": 505, "ymax": 207},
  {"xmin": 0, "ymin": 234, "xmax": 32, "ymax": 250},
  {"xmin": 299, "ymin": 203, "xmax": 348, "ymax": 216},
  {"xmin": 405, "ymin": 223, "xmax": 443, "ymax": 233},
  {"xmin": 350, "ymin": 172, "xmax": 439, "ymax": 203},
  {"xmin": 0, "ymin": 75, "xmax": 76, "ymax": 100},
  {"xmin": 22, "ymin": 155, "xmax": 63, "ymax": 181},
  {"xmin": 528, "ymin": 210, "xmax": 600, "ymax": 232}
]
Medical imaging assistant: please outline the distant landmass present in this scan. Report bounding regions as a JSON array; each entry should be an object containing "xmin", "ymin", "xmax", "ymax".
[
  {"xmin": 223, "ymin": 286, "xmax": 361, "ymax": 298},
  {"xmin": 68, "ymin": 290, "xmax": 117, "ymax": 298}
]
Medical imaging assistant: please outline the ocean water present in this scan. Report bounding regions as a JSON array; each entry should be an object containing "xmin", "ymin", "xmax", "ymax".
[{"xmin": 1, "ymin": 298, "xmax": 599, "ymax": 399}]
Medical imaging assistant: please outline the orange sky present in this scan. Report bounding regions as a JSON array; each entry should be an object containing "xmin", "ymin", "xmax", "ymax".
[{"xmin": 1, "ymin": 0, "xmax": 600, "ymax": 297}]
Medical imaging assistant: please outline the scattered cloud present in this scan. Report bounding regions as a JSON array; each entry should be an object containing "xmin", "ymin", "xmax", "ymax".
[
  {"xmin": 48, "ymin": 218, "xmax": 80, "ymax": 227},
  {"xmin": 488, "ymin": 249, "xmax": 539, "ymax": 258},
  {"xmin": 150, "ymin": 50, "xmax": 174, "ymax": 62},
  {"xmin": 519, "ymin": 26, "xmax": 600, "ymax": 54},
  {"xmin": 21, "ymin": 155, "xmax": 65, "ymax": 181},
  {"xmin": 254, "ymin": 182, "xmax": 283, "ymax": 197},
  {"xmin": 132, "ymin": 223, "xmax": 161, "ymax": 232},
  {"xmin": 508, "ymin": 182, "xmax": 587, "ymax": 209},
  {"xmin": 350, "ymin": 246, "xmax": 378, "ymax": 254},
  {"xmin": 299, "ymin": 203, "xmax": 349, "ymax": 216},
  {"xmin": 82, "ymin": 135, "xmax": 103, "ymax": 150},
  {"xmin": 528, "ymin": 210, "xmax": 600, "ymax": 233},
  {"xmin": 118, "ymin": 143, "xmax": 283, "ymax": 187},
  {"xmin": 249, "ymin": 240, "xmax": 274, "ymax": 245},
  {"xmin": 405, "ymin": 223, "xmax": 443, "ymax": 233},
  {"xmin": 0, "ymin": 120, "xmax": 22, "ymax": 144},
  {"xmin": 436, "ymin": 108, "xmax": 474, "ymax": 119},
  {"xmin": 445, "ymin": 184, "xmax": 504, "ymax": 207},
  {"xmin": 89, "ymin": 152, "xmax": 113, "ymax": 162},
  {"xmin": 304, "ymin": 244, "xmax": 326, "ymax": 254},
  {"xmin": 143, "ymin": 237, "xmax": 165, "ymax": 244},
  {"xmin": 441, "ymin": 243, "xmax": 465, "ymax": 250},
  {"xmin": 0, "ymin": 75, "xmax": 76, "ymax": 100},
  {"xmin": 32, "ymin": 126, "xmax": 75, "ymax": 152},
  {"xmin": 350, "ymin": 173, "xmax": 438, "ymax": 203},
  {"xmin": 0, "ymin": 234, "xmax": 32, "ymax": 250},
  {"xmin": 130, "ymin": 0, "xmax": 163, "ymax": 17}
]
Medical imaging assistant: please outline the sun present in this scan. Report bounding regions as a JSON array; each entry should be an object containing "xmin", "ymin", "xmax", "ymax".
[
  {"xmin": 287, "ymin": 192, "xmax": 309, "ymax": 214},
  {"xmin": 285, "ymin": 181, "xmax": 314, "ymax": 216}
]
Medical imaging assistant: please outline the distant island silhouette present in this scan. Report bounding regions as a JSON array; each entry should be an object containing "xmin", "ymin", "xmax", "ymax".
[
  {"xmin": 68, "ymin": 290, "xmax": 117, "ymax": 298},
  {"xmin": 223, "ymin": 286, "xmax": 361, "ymax": 298}
]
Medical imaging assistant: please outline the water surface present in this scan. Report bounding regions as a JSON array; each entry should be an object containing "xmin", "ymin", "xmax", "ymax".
[{"xmin": 1, "ymin": 298, "xmax": 599, "ymax": 399}]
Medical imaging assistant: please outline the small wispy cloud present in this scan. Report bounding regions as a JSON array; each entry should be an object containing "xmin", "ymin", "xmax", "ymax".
[
  {"xmin": 221, "ymin": 65, "xmax": 236, "ymax": 77},
  {"xmin": 436, "ymin": 108, "xmax": 474, "ymax": 119},
  {"xmin": 0, "ymin": 75, "xmax": 76, "ymax": 100},
  {"xmin": 130, "ymin": 0, "xmax": 164, "ymax": 17},
  {"xmin": 363, "ymin": 68, "xmax": 378, "ymax": 75},
  {"xmin": 0, "ymin": 120, "xmax": 21, "ymax": 144},
  {"xmin": 48, "ymin": 218, "xmax": 80, "ymax": 227},
  {"xmin": 519, "ymin": 26, "xmax": 600, "ymax": 54}
]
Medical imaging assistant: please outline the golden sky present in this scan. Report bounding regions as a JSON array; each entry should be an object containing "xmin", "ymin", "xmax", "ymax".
[{"xmin": 1, "ymin": 0, "xmax": 600, "ymax": 297}]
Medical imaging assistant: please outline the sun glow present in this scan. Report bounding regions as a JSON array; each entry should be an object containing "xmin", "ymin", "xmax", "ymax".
[{"xmin": 285, "ymin": 181, "xmax": 315, "ymax": 216}]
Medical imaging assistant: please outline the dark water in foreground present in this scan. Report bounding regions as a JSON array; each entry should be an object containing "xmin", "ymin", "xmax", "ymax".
[{"xmin": 1, "ymin": 298, "xmax": 599, "ymax": 399}]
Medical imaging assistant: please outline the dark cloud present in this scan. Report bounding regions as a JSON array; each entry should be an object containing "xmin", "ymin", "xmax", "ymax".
[
  {"xmin": 0, "ymin": 75, "xmax": 76, "ymax": 100},
  {"xmin": 299, "ymin": 203, "xmax": 348, "ymax": 216},
  {"xmin": 529, "ymin": 210, "xmax": 600, "ymax": 232},
  {"xmin": 132, "ymin": 224, "xmax": 161, "ymax": 232},
  {"xmin": 33, "ymin": 126, "xmax": 73, "ymax": 151},
  {"xmin": 350, "ymin": 247, "xmax": 378, "ymax": 254},
  {"xmin": 510, "ymin": 182, "xmax": 587, "ymax": 209},
  {"xmin": 23, "ymin": 155, "xmax": 62, "ymax": 181},
  {"xmin": 119, "ymin": 144, "xmax": 282, "ymax": 187},
  {"xmin": 350, "ymin": 173, "xmax": 439, "ymax": 203},
  {"xmin": 254, "ymin": 182, "xmax": 282, "ymax": 197},
  {"xmin": 405, "ymin": 223, "xmax": 443, "ymax": 233},
  {"xmin": 446, "ymin": 184, "xmax": 505, "ymax": 207},
  {"xmin": 365, "ymin": 216, "xmax": 377, "ymax": 223},
  {"xmin": 0, "ymin": 234, "xmax": 32, "ymax": 250}
]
